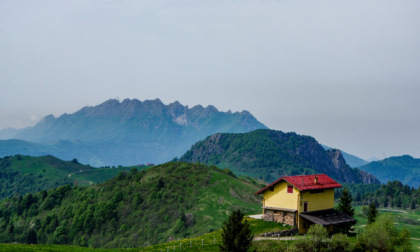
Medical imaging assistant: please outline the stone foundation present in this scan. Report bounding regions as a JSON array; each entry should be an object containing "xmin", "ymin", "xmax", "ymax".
[{"xmin": 263, "ymin": 210, "xmax": 296, "ymax": 226}]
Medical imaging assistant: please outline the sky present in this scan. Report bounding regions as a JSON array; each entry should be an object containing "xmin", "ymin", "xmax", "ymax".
[{"xmin": 1, "ymin": 0, "xmax": 419, "ymax": 161}]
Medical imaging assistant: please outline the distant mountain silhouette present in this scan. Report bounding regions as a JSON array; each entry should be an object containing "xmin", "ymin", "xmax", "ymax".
[
  {"xmin": 357, "ymin": 155, "xmax": 420, "ymax": 188},
  {"xmin": 0, "ymin": 99, "xmax": 267, "ymax": 166}
]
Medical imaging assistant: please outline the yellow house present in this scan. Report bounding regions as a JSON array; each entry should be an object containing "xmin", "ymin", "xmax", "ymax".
[{"xmin": 255, "ymin": 174, "xmax": 356, "ymax": 234}]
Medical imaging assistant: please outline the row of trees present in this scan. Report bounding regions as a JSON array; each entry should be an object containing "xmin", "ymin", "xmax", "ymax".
[{"xmin": 338, "ymin": 180, "xmax": 420, "ymax": 210}]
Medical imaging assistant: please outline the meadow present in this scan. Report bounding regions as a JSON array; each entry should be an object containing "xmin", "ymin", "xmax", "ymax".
[{"xmin": 1, "ymin": 206, "xmax": 419, "ymax": 251}]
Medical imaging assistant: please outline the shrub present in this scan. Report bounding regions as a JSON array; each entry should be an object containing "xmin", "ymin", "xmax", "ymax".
[
  {"xmin": 358, "ymin": 214, "xmax": 411, "ymax": 251},
  {"xmin": 293, "ymin": 224, "xmax": 328, "ymax": 252},
  {"xmin": 329, "ymin": 233, "xmax": 351, "ymax": 252}
]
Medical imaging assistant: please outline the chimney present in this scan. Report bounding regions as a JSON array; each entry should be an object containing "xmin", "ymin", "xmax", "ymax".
[
  {"xmin": 314, "ymin": 176, "xmax": 318, "ymax": 184},
  {"xmin": 301, "ymin": 179, "xmax": 304, "ymax": 187}
]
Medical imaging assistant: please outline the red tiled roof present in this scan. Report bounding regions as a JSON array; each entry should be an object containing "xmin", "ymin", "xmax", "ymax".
[{"xmin": 255, "ymin": 174, "xmax": 342, "ymax": 195}]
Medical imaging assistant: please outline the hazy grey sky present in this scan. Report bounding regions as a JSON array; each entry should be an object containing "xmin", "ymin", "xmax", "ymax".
[{"xmin": 1, "ymin": 0, "xmax": 419, "ymax": 160}]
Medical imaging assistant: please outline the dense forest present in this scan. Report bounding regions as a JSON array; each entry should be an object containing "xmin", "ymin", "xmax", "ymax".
[
  {"xmin": 0, "ymin": 162, "xmax": 262, "ymax": 248},
  {"xmin": 337, "ymin": 181, "xmax": 420, "ymax": 209}
]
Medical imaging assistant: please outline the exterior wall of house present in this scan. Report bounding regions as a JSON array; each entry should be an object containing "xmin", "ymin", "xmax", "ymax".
[
  {"xmin": 298, "ymin": 188, "xmax": 335, "ymax": 213},
  {"xmin": 261, "ymin": 181, "xmax": 337, "ymax": 234},
  {"xmin": 296, "ymin": 188, "xmax": 335, "ymax": 234},
  {"xmin": 263, "ymin": 181, "xmax": 299, "ymax": 210}
]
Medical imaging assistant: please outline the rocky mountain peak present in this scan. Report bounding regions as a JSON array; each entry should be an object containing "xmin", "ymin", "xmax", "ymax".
[{"xmin": 7, "ymin": 98, "xmax": 267, "ymax": 165}]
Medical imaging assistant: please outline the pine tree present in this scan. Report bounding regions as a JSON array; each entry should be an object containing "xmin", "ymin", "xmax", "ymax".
[
  {"xmin": 367, "ymin": 203, "xmax": 378, "ymax": 224},
  {"xmin": 355, "ymin": 191, "xmax": 361, "ymax": 202},
  {"xmin": 337, "ymin": 187, "xmax": 355, "ymax": 218},
  {"xmin": 220, "ymin": 209, "xmax": 255, "ymax": 252}
]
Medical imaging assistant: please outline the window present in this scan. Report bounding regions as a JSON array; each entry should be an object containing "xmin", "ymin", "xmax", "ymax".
[{"xmin": 287, "ymin": 185, "xmax": 293, "ymax": 193}]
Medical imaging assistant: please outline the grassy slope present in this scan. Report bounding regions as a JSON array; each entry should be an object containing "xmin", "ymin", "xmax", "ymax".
[
  {"xmin": 71, "ymin": 165, "xmax": 150, "ymax": 184},
  {"xmin": 7, "ymin": 155, "xmax": 150, "ymax": 185},
  {"xmin": 0, "ymin": 155, "xmax": 151, "ymax": 200},
  {"xmin": 0, "ymin": 155, "xmax": 87, "ymax": 200},
  {"xmin": 0, "ymin": 162, "xmax": 263, "ymax": 248}
]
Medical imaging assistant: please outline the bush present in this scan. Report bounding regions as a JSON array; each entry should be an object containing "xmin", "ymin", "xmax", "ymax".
[
  {"xmin": 358, "ymin": 214, "xmax": 412, "ymax": 251},
  {"xmin": 293, "ymin": 224, "xmax": 328, "ymax": 252},
  {"xmin": 329, "ymin": 233, "xmax": 351, "ymax": 252}
]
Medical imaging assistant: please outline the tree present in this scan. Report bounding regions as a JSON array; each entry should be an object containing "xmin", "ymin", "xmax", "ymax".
[
  {"xmin": 25, "ymin": 229, "xmax": 37, "ymax": 244},
  {"xmin": 355, "ymin": 191, "xmax": 361, "ymax": 202},
  {"xmin": 367, "ymin": 203, "xmax": 378, "ymax": 224},
  {"xmin": 220, "ymin": 209, "xmax": 254, "ymax": 252},
  {"xmin": 337, "ymin": 187, "xmax": 354, "ymax": 218},
  {"xmin": 336, "ymin": 187, "xmax": 355, "ymax": 232}
]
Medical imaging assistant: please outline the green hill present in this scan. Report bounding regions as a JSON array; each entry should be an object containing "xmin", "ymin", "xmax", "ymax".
[
  {"xmin": 0, "ymin": 155, "xmax": 89, "ymax": 200},
  {"xmin": 0, "ymin": 155, "xmax": 151, "ymax": 201},
  {"xmin": 180, "ymin": 129, "xmax": 379, "ymax": 184},
  {"xmin": 0, "ymin": 162, "xmax": 263, "ymax": 248},
  {"xmin": 357, "ymin": 155, "xmax": 420, "ymax": 188}
]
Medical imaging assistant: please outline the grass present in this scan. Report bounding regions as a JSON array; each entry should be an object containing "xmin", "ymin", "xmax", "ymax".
[
  {"xmin": 0, "ymin": 218, "xmax": 289, "ymax": 252},
  {"xmin": 71, "ymin": 165, "xmax": 150, "ymax": 184}
]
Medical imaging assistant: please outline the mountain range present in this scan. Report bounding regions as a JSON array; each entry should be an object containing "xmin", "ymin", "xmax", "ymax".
[
  {"xmin": 180, "ymin": 129, "xmax": 379, "ymax": 185},
  {"xmin": 0, "ymin": 99, "xmax": 267, "ymax": 166},
  {"xmin": 357, "ymin": 155, "xmax": 420, "ymax": 188}
]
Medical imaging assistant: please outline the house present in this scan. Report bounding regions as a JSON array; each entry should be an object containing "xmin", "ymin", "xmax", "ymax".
[{"xmin": 255, "ymin": 174, "xmax": 356, "ymax": 234}]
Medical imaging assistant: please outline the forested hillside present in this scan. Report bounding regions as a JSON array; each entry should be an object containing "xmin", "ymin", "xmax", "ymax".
[
  {"xmin": 341, "ymin": 180, "xmax": 420, "ymax": 210},
  {"xmin": 0, "ymin": 155, "xmax": 150, "ymax": 201},
  {"xmin": 0, "ymin": 155, "xmax": 90, "ymax": 201},
  {"xmin": 180, "ymin": 129, "xmax": 379, "ymax": 184},
  {"xmin": 357, "ymin": 155, "xmax": 420, "ymax": 188},
  {"xmin": 0, "ymin": 162, "xmax": 262, "ymax": 248}
]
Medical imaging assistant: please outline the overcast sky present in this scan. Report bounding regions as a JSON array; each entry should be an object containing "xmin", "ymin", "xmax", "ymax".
[{"xmin": 1, "ymin": 0, "xmax": 419, "ymax": 160}]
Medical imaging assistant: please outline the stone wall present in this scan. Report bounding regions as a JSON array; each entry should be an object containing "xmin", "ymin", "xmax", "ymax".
[
  {"xmin": 258, "ymin": 228, "xmax": 298, "ymax": 238},
  {"xmin": 263, "ymin": 210, "xmax": 296, "ymax": 226},
  {"xmin": 263, "ymin": 209, "xmax": 275, "ymax": 222},
  {"xmin": 284, "ymin": 212, "xmax": 295, "ymax": 226}
]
